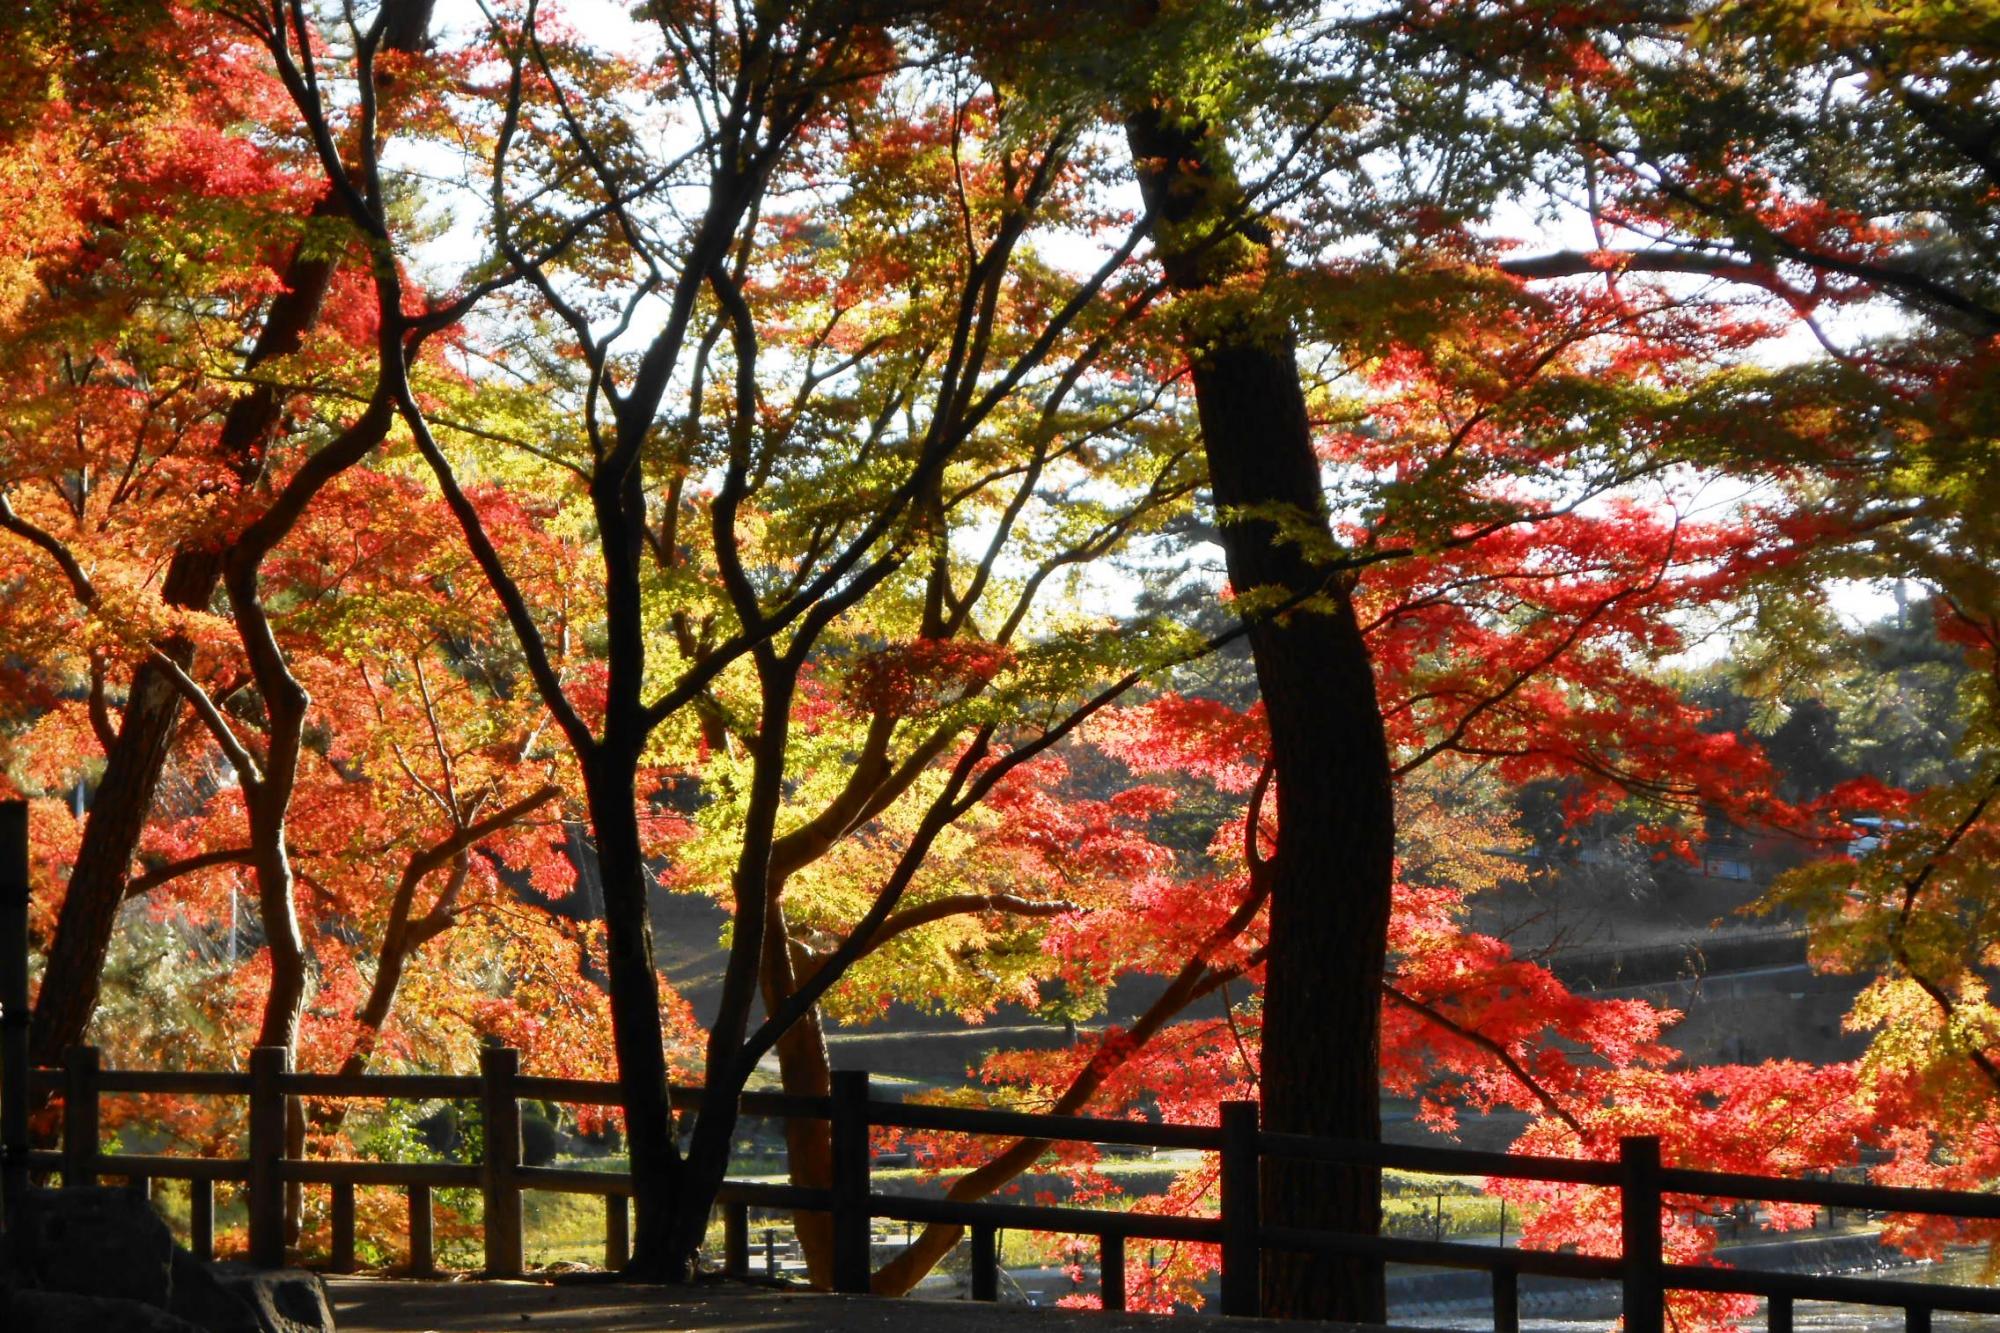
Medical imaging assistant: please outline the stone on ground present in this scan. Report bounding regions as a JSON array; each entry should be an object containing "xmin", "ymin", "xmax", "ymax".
[
  {"xmin": 170, "ymin": 1248, "xmax": 265, "ymax": 1333},
  {"xmin": 11, "ymin": 1185, "xmax": 176, "ymax": 1307},
  {"xmin": 210, "ymin": 1263, "xmax": 338, "ymax": 1333},
  {"xmin": 3, "ymin": 1186, "xmax": 334, "ymax": 1333}
]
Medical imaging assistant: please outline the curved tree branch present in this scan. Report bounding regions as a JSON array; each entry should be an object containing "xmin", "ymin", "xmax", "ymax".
[
  {"xmin": 124, "ymin": 846, "xmax": 257, "ymax": 900},
  {"xmin": 1382, "ymin": 981, "xmax": 1584, "ymax": 1137}
]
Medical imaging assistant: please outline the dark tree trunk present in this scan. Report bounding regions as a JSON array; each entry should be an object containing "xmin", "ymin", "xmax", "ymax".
[
  {"xmin": 662, "ymin": 665, "xmax": 800, "ymax": 1276},
  {"xmin": 583, "ymin": 752, "xmax": 687, "ymax": 1278},
  {"xmin": 1128, "ymin": 109, "xmax": 1396, "ymax": 1323},
  {"xmin": 29, "ymin": 548, "xmax": 222, "ymax": 1071},
  {"xmin": 1191, "ymin": 338, "xmax": 1395, "ymax": 1323}
]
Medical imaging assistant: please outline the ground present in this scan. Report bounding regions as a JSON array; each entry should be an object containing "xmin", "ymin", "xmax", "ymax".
[{"xmin": 325, "ymin": 1278, "xmax": 1429, "ymax": 1333}]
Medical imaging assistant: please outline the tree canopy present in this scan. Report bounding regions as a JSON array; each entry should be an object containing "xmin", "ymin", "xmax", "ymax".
[{"xmin": 1, "ymin": 0, "xmax": 1995, "ymax": 1321}]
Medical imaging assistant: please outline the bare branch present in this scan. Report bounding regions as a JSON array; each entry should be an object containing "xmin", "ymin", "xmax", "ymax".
[
  {"xmin": 148, "ymin": 648, "xmax": 262, "ymax": 784},
  {"xmin": 0, "ymin": 493, "xmax": 98, "ymax": 606},
  {"xmin": 125, "ymin": 847, "xmax": 257, "ymax": 899}
]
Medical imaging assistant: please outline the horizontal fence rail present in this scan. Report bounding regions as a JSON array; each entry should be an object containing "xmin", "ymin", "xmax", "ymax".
[{"xmin": 12, "ymin": 1049, "xmax": 2000, "ymax": 1329}]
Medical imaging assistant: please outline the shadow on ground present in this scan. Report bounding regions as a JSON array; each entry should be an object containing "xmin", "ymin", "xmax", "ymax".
[{"xmin": 326, "ymin": 1278, "xmax": 1421, "ymax": 1333}]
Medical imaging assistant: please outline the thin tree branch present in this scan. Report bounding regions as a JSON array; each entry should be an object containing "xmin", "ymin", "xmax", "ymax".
[
  {"xmin": 1382, "ymin": 981, "xmax": 1585, "ymax": 1136},
  {"xmin": 125, "ymin": 846, "xmax": 257, "ymax": 899}
]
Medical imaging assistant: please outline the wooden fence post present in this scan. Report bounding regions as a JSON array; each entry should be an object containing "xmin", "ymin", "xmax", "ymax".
[
  {"xmin": 1494, "ymin": 1265, "xmax": 1520, "ymax": 1333},
  {"xmin": 1099, "ymin": 1234, "xmax": 1126, "ymax": 1312},
  {"xmin": 408, "ymin": 1183, "xmax": 434, "ymax": 1274},
  {"xmin": 331, "ymin": 1182, "xmax": 356, "ymax": 1273},
  {"xmin": 970, "ymin": 1224, "xmax": 998, "ymax": 1302},
  {"xmin": 1219, "ymin": 1099, "xmax": 1261, "ymax": 1317},
  {"xmin": 190, "ymin": 1180, "xmax": 215, "ymax": 1261},
  {"xmin": 604, "ymin": 1195, "xmax": 629, "ymax": 1269},
  {"xmin": 723, "ymin": 1200, "xmax": 749, "ymax": 1277},
  {"xmin": 248, "ymin": 1045, "xmax": 289, "ymax": 1267},
  {"xmin": 62, "ymin": 1045, "xmax": 99, "ymax": 1188},
  {"xmin": 479, "ymin": 1045, "xmax": 523, "ymax": 1277},
  {"xmin": 829, "ymin": 1069, "xmax": 872, "ymax": 1294},
  {"xmin": 1621, "ymin": 1135, "xmax": 1665, "ymax": 1333},
  {"xmin": 1, "ymin": 800, "xmax": 28, "ymax": 1216}
]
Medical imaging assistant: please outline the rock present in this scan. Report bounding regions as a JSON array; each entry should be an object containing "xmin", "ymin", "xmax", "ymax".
[
  {"xmin": 5, "ymin": 1186, "xmax": 331, "ymax": 1333},
  {"xmin": 7, "ymin": 1288, "xmax": 206, "ymax": 1332},
  {"xmin": 211, "ymin": 1262, "xmax": 337, "ymax": 1333},
  {"xmin": 12, "ymin": 1186, "xmax": 175, "ymax": 1307},
  {"xmin": 169, "ymin": 1247, "xmax": 264, "ymax": 1333}
]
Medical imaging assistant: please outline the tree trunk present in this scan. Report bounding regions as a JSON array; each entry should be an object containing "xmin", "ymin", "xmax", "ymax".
[
  {"xmin": 1193, "ymin": 337, "xmax": 1394, "ymax": 1323},
  {"xmin": 236, "ymin": 777, "xmax": 312, "ymax": 1246},
  {"xmin": 1128, "ymin": 108, "xmax": 1396, "ymax": 1323},
  {"xmin": 28, "ymin": 553, "xmax": 219, "ymax": 1071},
  {"xmin": 657, "ymin": 653, "xmax": 804, "ymax": 1272},
  {"xmin": 584, "ymin": 754, "xmax": 687, "ymax": 1278},
  {"xmin": 761, "ymin": 899, "xmax": 836, "ymax": 1285}
]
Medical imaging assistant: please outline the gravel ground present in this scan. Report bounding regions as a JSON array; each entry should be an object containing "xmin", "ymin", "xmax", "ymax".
[{"xmin": 325, "ymin": 1278, "xmax": 1427, "ymax": 1332}]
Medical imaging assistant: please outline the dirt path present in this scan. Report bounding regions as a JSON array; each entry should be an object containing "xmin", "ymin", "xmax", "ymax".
[{"xmin": 326, "ymin": 1278, "xmax": 1417, "ymax": 1332}]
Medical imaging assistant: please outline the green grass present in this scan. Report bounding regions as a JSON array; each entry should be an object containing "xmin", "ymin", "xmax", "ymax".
[
  {"xmin": 523, "ymin": 1190, "xmax": 618, "ymax": 1268},
  {"xmin": 1383, "ymin": 1192, "xmax": 1509, "ymax": 1239},
  {"xmin": 871, "ymin": 1157, "xmax": 1190, "ymax": 1197}
]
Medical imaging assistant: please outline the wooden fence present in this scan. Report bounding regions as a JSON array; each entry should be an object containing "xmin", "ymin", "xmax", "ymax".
[
  {"xmin": 7, "ymin": 801, "xmax": 2000, "ymax": 1333},
  {"xmin": 19, "ymin": 1044, "xmax": 834, "ymax": 1276},
  {"xmin": 18, "ymin": 1048, "xmax": 2000, "ymax": 1332}
]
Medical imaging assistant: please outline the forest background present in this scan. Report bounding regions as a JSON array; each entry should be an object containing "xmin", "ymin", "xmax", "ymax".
[{"xmin": 1, "ymin": 0, "xmax": 1996, "ymax": 1326}]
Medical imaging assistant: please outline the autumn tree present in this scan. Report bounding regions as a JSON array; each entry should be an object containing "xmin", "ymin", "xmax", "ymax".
[
  {"xmin": 867, "ymin": 270, "xmax": 1885, "ymax": 1309},
  {"xmin": 0, "ymin": 0, "xmax": 623, "ymax": 1239},
  {"xmin": 214, "ymin": 0, "xmax": 1239, "ymax": 1279},
  {"xmin": 1409, "ymin": 0, "xmax": 2000, "ymax": 1226},
  {"xmin": 7, "ymin": 0, "xmax": 440, "ymax": 1076}
]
